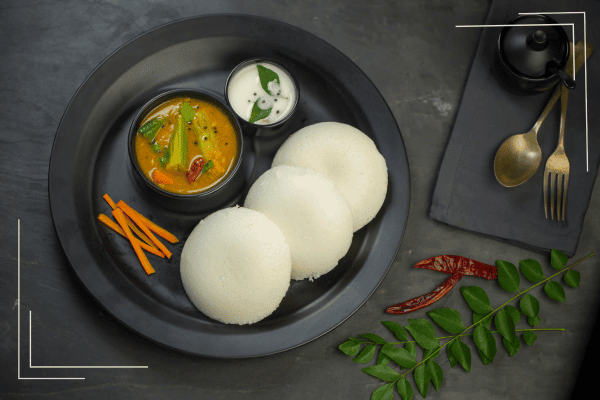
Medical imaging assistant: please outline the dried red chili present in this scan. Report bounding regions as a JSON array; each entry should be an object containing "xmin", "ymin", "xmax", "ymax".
[
  {"xmin": 186, "ymin": 155, "xmax": 206, "ymax": 184},
  {"xmin": 385, "ymin": 255, "xmax": 498, "ymax": 314},
  {"xmin": 415, "ymin": 255, "xmax": 497, "ymax": 280},
  {"xmin": 386, "ymin": 272, "xmax": 463, "ymax": 314}
]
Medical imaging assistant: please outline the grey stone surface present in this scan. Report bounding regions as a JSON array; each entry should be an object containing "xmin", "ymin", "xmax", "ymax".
[{"xmin": 0, "ymin": 0, "xmax": 598, "ymax": 399}]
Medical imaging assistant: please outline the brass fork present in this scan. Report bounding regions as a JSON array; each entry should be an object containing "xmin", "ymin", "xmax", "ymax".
[{"xmin": 543, "ymin": 82, "xmax": 570, "ymax": 220}]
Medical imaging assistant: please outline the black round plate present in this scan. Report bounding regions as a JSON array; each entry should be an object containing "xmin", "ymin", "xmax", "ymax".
[{"xmin": 48, "ymin": 14, "xmax": 410, "ymax": 358}]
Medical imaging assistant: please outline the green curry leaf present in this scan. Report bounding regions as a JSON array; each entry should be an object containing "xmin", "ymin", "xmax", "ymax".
[
  {"xmin": 503, "ymin": 335, "xmax": 521, "ymax": 357},
  {"xmin": 396, "ymin": 377, "xmax": 413, "ymax": 400},
  {"xmin": 249, "ymin": 98, "xmax": 272, "ymax": 123},
  {"xmin": 551, "ymin": 249, "xmax": 569, "ymax": 270},
  {"xmin": 371, "ymin": 382, "xmax": 394, "ymax": 400},
  {"xmin": 362, "ymin": 364, "xmax": 401, "ymax": 382},
  {"xmin": 381, "ymin": 321, "xmax": 408, "ymax": 341},
  {"xmin": 494, "ymin": 308, "xmax": 517, "ymax": 340},
  {"xmin": 473, "ymin": 325, "xmax": 497, "ymax": 362},
  {"xmin": 151, "ymin": 142, "xmax": 162, "ymax": 153},
  {"xmin": 519, "ymin": 294, "xmax": 540, "ymax": 318},
  {"xmin": 426, "ymin": 308, "xmax": 465, "ymax": 334},
  {"xmin": 496, "ymin": 260, "xmax": 520, "ymax": 292},
  {"xmin": 523, "ymin": 331, "xmax": 537, "ymax": 346},
  {"xmin": 338, "ymin": 341, "xmax": 361, "ymax": 356},
  {"xmin": 377, "ymin": 344, "xmax": 393, "ymax": 366},
  {"xmin": 360, "ymin": 333, "xmax": 387, "ymax": 345},
  {"xmin": 520, "ymin": 259, "xmax": 545, "ymax": 282},
  {"xmin": 414, "ymin": 363, "xmax": 430, "ymax": 398},
  {"xmin": 180, "ymin": 102, "xmax": 195, "ymax": 122},
  {"xmin": 544, "ymin": 281, "xmax": 566, "ymax": 302},
  {"xmin": 447, "ymin": 345, "xmax": 457, "ymax": 368},
  {"xmin": 564, "ymin": 270, "xmax": 581, "ymax": 287},
  {"xmin": 405, "ymin": 342, "xmax": 416, "ymax": 359},
  {"xmin": 478, "ymin": 349, "xmax": 493, "ymax": 365},
  {"xmin": 460, "ymin": 286, "xmax": 492, "ymax": 314},
  {"xmin": 257, "ymin": 64, "xmax": 280, "ymax": 95},
  {"xmin": 405, "ymin": 319, "xmax": 439, "ymax": 350},
  {"xmin": 505, "ymin": 305, "xmax": 521, "ymax": 325},
  {"xmin": 158, "ymin": 148, "xmax": 170, "ymax": 168},
  {"xmin": 427, "ymin": 359, "xmax": 444, "ymax": 391},
  {"xmin": 451, "ymin": 338, "xmax": 471, "ymax": 372},
  {"xmin": 202, "ymin": 160, "xmax": 214, "ymax": 174},
  {"xmin": 381, "ymin": 346, "xmax": 417, "ymax": 369},
  {"xmin": 353, "ymin": 344, "xmax": 376, "ymax": 364}
]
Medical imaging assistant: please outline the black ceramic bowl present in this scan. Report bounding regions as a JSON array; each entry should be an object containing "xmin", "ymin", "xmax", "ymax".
[
  {"xmin": 224, "ymin": 58, "xmax": 299, "ymax": 130},
  {"xmin": 496, "ymin": 14, "xmax": 570, "ymax": 95},
  {"xmin": 128, "ymin": 89, "xmax": 244, "ymax": 213}
]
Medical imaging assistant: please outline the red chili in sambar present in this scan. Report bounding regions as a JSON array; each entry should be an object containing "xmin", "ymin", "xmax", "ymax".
[{"xmin": 134, "ymin": 97, "xmax": 239, "ymax": 195}]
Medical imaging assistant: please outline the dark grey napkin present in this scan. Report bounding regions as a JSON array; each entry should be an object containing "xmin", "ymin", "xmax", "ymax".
[{"xmin": 430, "ymin": 0, "xmax": 600, "ymax": 257}]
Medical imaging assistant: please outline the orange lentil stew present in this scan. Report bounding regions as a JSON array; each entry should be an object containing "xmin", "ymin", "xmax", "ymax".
[{"xmin": 134, "ymin": 97, "xmax": 239, "ymax": 195}]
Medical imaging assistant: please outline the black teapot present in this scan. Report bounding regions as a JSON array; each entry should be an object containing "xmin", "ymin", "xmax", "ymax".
[{"xmin": 495, "ymin": 14, "xmax": 575, "ymax": 95}]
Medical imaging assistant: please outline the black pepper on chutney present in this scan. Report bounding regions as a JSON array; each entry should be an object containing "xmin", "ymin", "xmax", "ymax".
[{"xmin": 134, "ymin": 97, "xmax": 238, "ymax": 194}]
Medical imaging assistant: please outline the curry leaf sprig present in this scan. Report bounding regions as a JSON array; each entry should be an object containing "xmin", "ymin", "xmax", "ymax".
[{"xmin": 338, "ymin": 250, "xmax": 594, "ymax": 400}]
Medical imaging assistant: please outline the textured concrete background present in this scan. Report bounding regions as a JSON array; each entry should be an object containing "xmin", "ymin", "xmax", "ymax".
[{"xmin": 1, "ymin": 0, "xmax": 598, "ymax": 399}]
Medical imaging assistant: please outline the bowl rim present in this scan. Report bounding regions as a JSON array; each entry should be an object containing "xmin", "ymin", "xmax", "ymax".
[
  {"xmin": 497, "ymin": 14, "xmax": 570, "ymax": 81},
  {"xmin": 224, "ymin": 57, "xmax": 300, "ymax": 128},
  {"xmin": 127, "ymin": 88, "xmax": 244, "ymax": 199}
]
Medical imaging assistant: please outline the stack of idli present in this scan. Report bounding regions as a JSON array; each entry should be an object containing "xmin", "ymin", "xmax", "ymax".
[{"xmin": 180, "ymin": 122, "xmax": 388, "ymax": 325}]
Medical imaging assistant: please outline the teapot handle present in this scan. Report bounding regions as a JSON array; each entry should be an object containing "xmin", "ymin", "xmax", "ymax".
[{"xmin": 546, "ymin": 59, "xmax": 576, "ymax": 90}]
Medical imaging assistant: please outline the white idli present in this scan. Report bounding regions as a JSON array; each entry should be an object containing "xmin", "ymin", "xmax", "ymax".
[
  {"xmin": 244, "ymin": 165, "xmax": 353, "ymax": 281},
  {"xmin": 180, "ymin": 206, "xmax": 292, "ymax": 325},
  {"xmin": 272, "ymin": 122, "xmax": 388, "ymax": 232}
]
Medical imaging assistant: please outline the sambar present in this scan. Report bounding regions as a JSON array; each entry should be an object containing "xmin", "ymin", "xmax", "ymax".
[{"xmin": 133, "ymin": 96, "xmax": 239, "ymax": 195}]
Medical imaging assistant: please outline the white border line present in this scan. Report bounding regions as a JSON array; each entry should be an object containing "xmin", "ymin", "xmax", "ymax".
[
  {"xmin": 17, "ymin": 219, "xmax": 147, "ymax": 381},
  {"xmin": 518, "ymin": 12, "xmax": 589, "ymax": 172},
  {"xmin": 17, "ymin": 220, "xmax": 84, "ymax": 380},
  {"xmin": 458, "ymin": 13, "xmax": 589, "ymax": 172}
]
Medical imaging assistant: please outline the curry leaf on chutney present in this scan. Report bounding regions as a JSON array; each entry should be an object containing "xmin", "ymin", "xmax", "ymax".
[
  {"xmin": 249, "ymin": 98, "xmax": 272, "ymax": 123},
  {"xmin": 257, "ymin": 64, "xmax": 280, "ymax": 95}
]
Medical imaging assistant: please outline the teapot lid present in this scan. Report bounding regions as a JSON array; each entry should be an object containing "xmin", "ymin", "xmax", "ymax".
[{"xmin": 500, "ymin": 14, "xmax": 569, "ymax": 78}]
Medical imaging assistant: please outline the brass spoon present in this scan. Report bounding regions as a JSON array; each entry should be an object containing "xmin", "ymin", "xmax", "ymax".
[{"xmin": 494, "ymin": 41, "xmax": 589, "ymax": 187}]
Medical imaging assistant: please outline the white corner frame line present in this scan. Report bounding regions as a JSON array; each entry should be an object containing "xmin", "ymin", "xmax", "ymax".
[
  {"xmin": 458, "ymin": 11, "xmax": 590, "ymax": 172},
  {"xmin": 17, "ymin": 219, "xmax": 148, "ymax": 381},
  {"xmin": 518, "ymin": 11, "xmax": 589, "ymax": 172},
  {"xmin": 17, "ymin": 220, "xmax": 82, "ymax": 379}
]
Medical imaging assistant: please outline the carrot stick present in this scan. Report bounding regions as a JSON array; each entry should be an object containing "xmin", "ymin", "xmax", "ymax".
[
  {"xmin": 97, "ymin": 214, "xmax": 165, "ymax": 258},
  {"xmin": 116, "ymin": 200, "xmax": 179, "ymax": 244},
  {"xmin": 102, "ymin": 193, "xmax": 119, "ymax": 209},
  {"xmin": 119, "ymin": 206, "xmax": 172, "ymax": 259},
  {"xmin": 103, "ymin": 194, "xmax": 157, "ymax": 249},
  {"xmin": 152, "ymin": 169, "xmax": 174, "ymax": 185},
  {"xmin": 113, "ymin": 208, "xmax": 155, "ymax": 275}
]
